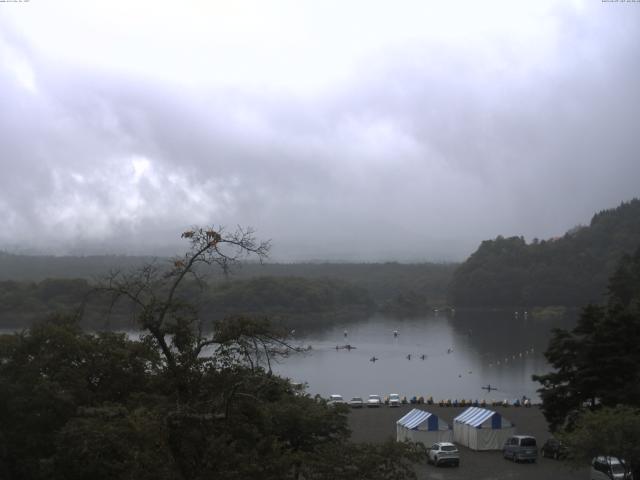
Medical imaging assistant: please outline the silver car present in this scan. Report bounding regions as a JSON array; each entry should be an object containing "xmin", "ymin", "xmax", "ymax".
[
  {"xmin": 367, "ymin": 394, "xmax": 382, "ymax": 407},
  {"xmin": 503, "ymin": 435, "xmax": 537, "ymax": 463},
  {"xmin": 591, "ymin": 456, "xmax": 633, "ymax": 480}
]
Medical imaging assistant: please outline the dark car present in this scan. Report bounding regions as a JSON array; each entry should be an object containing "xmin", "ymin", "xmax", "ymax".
[{"xmin": 541, "ymin": 438, "xmax": 567, "ymax": 460}]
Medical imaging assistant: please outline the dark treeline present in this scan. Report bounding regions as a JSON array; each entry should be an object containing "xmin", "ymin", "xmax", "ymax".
[
  {"xmin": 0, "ymin": 277, "xmax": 370, "ymax": 330},
  {"xmin": 0, "ymin": 264, "xmax": 455, "ymax": 330},
  {"xmin": 205, "ymin": 276, "xmax": 373, "ymax": 317},
  {"xmin": 449, "ymin": 199, "xmax": 640, "ymax": 308},
  {"xmin": 4, "ymin": 199, "xmax": 639, "ymax": 317},
  {"xmin": 532, "ymin": 245, "xmax": 640, "ymax": 477},
  {"xmin": 0, "ymin": 252, "xmax": 154, "ymax": 281},
  {"xmin": 0, "ymin": 254, "xmax": 455, "ymax": 305}
]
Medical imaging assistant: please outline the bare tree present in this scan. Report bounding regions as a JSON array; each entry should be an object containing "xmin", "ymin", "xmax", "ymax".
[{"xmin": 98, "ymin": 226, "xmax": 276, "ymax": 398}]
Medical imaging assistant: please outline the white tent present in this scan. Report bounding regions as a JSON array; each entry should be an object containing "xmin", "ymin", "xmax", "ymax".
[
  {"xmin": 396, "ymin": 409, "xmax": 453, "ymax": 445},
  {"xmin": 453, "ymin": 407, "xmax": 515, "ymax": 450}
]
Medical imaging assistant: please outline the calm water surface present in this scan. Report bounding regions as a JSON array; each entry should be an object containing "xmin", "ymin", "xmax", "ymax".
[
  {"xmin": 274, "ymin": 311, "xmax": 575, "ymax": 402},
  {"xmin": 0, "ymin": 310, "xmax": 574, "ymax": 403}
]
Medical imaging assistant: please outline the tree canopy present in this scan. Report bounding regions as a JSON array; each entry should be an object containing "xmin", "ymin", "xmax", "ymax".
[
  {"xmin": 559, "ymin": 406, "xmax": 640, "ymax": 478},
  {"xmin": 450, "ymin": 199, "xmax": 640, "ymax": 307},
  {"xmin": 0, "ymin": 226, "xmax": 423, "ymax": 480},
  {"xmin": 532, "ymin": 243, "xmax": 640, "ymax": 477},
  {"xmin": 533, "ymin": 245, "xmax": 640, "ymax": 431}
]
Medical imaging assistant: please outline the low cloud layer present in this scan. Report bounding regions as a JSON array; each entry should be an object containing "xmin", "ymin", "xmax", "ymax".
[{"xmin": 1, "ymin": 1, "xmax": 639, "ymax": 261}]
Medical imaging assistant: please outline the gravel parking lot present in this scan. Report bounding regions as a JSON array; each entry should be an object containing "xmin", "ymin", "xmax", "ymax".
[{"xmin": 348, "ymin": 404, "xmax": 589, "ymax": 480}]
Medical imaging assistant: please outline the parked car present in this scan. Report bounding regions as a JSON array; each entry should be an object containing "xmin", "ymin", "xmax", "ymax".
[
  {"xmin": 388, "ymin": 393, "xmax": 401, "ymax": 407},
  {"xmin": 591, "ymin": 456, "xmax": 633, "ymax": 480},
  {"xmin": 427, "ymin": 442, "xmax": 460, "ymax": 467},
  {"xmin": 328, "ymin": 394, "xmax": 345, "ymax": 406},
  {"xmin": 367, "ymin": 394, "xmax": 382, "ymax": 407},
  {"xmin": 503, "ymin": 435, "xmax": 538, "ymax": 463},
  {"xmin": 349, "ymin": 397, "xmax": 364, "ymax": 408},
  {"xmin": 541, "ymin": 438, "xmax": 567, "ymax": 460}
]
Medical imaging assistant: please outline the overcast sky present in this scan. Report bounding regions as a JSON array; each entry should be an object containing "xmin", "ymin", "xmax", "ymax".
[{"xmin": 1, "ymin": 1, "xmax": 639, "ymax": 261}]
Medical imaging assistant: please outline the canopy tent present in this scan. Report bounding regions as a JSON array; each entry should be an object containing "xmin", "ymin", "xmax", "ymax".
[
  {"xmin": 396, "ymin": 409, "xmax": 453, "ymax": 445},
  {"xmin": 453, "ymin": 407, "xmax": 515, "ymax": 450}
]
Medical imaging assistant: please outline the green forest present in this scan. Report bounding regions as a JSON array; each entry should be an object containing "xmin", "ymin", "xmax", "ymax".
[
  {"xmin": 0, "ymin": 228, "xmax": 424, "ymax": 480},
  {"xmin": 2, "ymin": 199, "xmax": 640, "ymax": 325},
  {"xmin": 449, "ymin": 199, "xmax": 640, "ymax": 308},
  {"xmin": 0, "ymin": 263, "xmax": 455, "ymax": 330},
  {"xmin": 533, "ymin": 245, "xmax": 640, "ymax": 477}
]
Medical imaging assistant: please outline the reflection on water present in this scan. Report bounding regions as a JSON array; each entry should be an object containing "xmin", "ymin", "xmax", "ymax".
[
  {"xmin": 274, "ymin": 311, "xmax": 576, "ymax": 402},
  {"xmin": 0, "ymin": 310, "xmax": 576, "ymax": 403}
]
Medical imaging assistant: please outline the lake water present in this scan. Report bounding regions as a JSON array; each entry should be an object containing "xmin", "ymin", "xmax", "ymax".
[
  {"xmin": 273, "ymin": 310, "xmax": 575, "ymax": 403},
  {"xmin": 0, "ymin": 310, "xmax": 575, "ymax": 403}
]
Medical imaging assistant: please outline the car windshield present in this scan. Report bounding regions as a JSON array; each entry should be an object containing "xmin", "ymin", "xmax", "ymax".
[
  {"xmin": 369, "ymin": 395, "xmax": 380, "ymax": 399},
  {"xmin": 441, "ymin": 446, "xmax": 457, "ymax": 452},
  {"xmin": 351, "ymin": 398, "xmax": 362, "ymax": 402},
  {"xmin": 390, "ymin": 395, "xmax": 400, "ymax": 399},
  {"xmin": 521, "ymin": 438, "xmax": 536, "ymax": 447}
]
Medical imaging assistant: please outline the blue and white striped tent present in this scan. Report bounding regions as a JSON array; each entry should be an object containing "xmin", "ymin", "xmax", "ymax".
[
  {"xmin": 453, "ymin": 407, "xmax": 515, "ymax": 450},
  {"xmin": 396, "ymin": 409, "xmax": 452, "ymax": 444}
]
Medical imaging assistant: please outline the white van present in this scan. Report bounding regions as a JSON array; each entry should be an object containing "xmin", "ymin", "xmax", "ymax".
[{"xmin": 590, "ymin": 456, "xmax": 633, "ymax": 480}]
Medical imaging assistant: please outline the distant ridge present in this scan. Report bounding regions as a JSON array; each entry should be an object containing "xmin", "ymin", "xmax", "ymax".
[
  {"xmin": 449, "ymin": 199, "xmax": 640, "ymax": 308},
  {"xmin": 0, "ymin": 253, "xmax": 154, "ymax": 281}
]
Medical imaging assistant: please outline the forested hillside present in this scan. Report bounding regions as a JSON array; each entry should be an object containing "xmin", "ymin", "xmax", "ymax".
[
  {"xmin": 0, "ymin": 255, "xmax": 454, "ymax": 306},
  {"xmin": 0, "ymin": 277, "xmax": 375, "ymax": 330},
  {"xmin": 0, "ymin": 262, "xmax": 456, "ymax": 329},
  {"xmin": 449, "ymin": 199, "xmax": 640, "ymax": 307}
]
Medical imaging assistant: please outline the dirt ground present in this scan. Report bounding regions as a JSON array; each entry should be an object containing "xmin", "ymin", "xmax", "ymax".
[{"xmin": 348, "ymin": 404, "xmax": 589, "ymax": 480}]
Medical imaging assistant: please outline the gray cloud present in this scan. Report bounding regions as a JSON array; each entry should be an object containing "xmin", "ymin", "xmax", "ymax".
[{"xmin": 0, "ymin": 2, "xmax": 639, "ymax": 261}]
